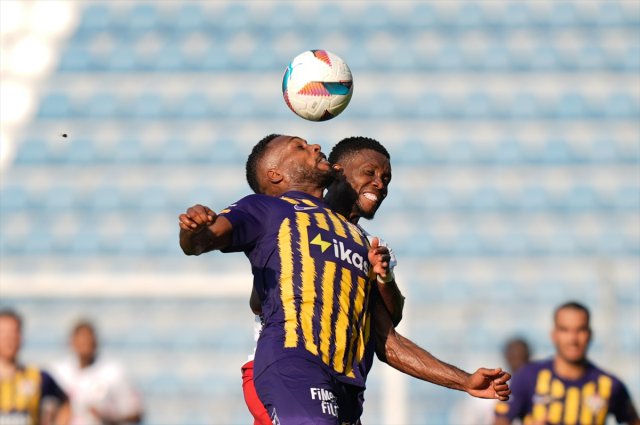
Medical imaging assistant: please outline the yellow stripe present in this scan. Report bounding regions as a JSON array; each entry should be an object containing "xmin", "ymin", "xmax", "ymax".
[
  {"xmin": 14, "ymin": 370, "xmax": 26, "ymax": 411},
  {"xmin": 280, "ymin": 197, "xmax": 299, "ymax": 204},
  {"xmin": 324, "ymin": 208, "xmax": 347, "ymax": 238},
  {"xmin": 595, "ymin": 376, "xmax": 613, "ymax": 424},
  {"xmin": 314, "ymin": 213, "xmax": 329, "ymax": 231},
  {"xmin": 0, "ymin": 379, "xmax": 12, "ymax": 412},
  {"xmin": 345, "ymin": 276, "xmax": 367, "ymax": 377},
  {"xmin": 564, "ymin": 387, "xmax": 581, "ymax": 425},
  {"xmin": 580, "ymin": 381, "xmax": 596, "ymax": 425},
  {"xmin": 535, "ymin": 369, "xmax": 552, "ymax": 394},
  {"xmin": 548, "ymin": 379, "xmax": 565, "ymax": 424},
  {"xmin": 319, "ymin": 261, "xmax": 337, "ymax": 364},
  {"xmin": 301, "ymin": 199, "xmax": 317, "ymax": 206},
  {"xmin": 548, "ymin": 402, "xmax": 563, "ymax": 424},
  {"xmin": 357, "ymin": 277, "xmax": 374, "ymax": 363},
  {"xmin": 346, "ymin": 223, "xmax": 364, "ymax": 246},
  {"xmin": 332, "ymin": 268, "xmax": 352, "ymax": 373},
  {"xmin": 278, "ymin": 218, "xmax": 298, "ymax": 348},
  {"xmin": 296, "ymin": 212, "xmax": 318, "ymax": 355},
  {"xmin": 219, "ymin": 209, "xmax": 230, "ymax": 214},
  {"xmin": 25, "ymin": 366, "xmax": 41, "ymax": 425}
]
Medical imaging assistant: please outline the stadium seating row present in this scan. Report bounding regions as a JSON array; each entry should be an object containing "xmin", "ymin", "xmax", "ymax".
[
  {"xmin": 75, "ymin": 3, "xmax": 640, "ymax": 32},
  {"xmin": 2, "ymin": 184, "xmax": 638, "ymax": 212},
  {"xmin": 57, "ymin": 44, "xmax": 639, "ymax": 73},
  {"xmin": 36, "ymin": 92, "xmax": 640, "ymax": 119},
  {"xmin": 12, "ymin": 138, "xmax": 639, "ymax": 165}
]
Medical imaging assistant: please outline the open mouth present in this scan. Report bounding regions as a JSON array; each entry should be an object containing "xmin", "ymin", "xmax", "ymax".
[
  {"xmin": 317, "ymin": 154, "xmax": 329, "ymax": 164},
  {"xmin": 362, "ymin": 192, "xmax": 379, "ymax": 204}
]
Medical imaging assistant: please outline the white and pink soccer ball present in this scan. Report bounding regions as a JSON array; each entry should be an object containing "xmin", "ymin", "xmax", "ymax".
[{"xmin": 282, "ymin": 50, "xmax": 353, "ymax": 121}]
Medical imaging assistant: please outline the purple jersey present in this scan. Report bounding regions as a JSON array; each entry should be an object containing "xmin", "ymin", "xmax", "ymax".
[
  {"xmin": 219, "ymin": 191, "xmax": 378, "ymax": 388},
  {"xmin": 495, "ymin": 359, "xmax": 634, "ymax": 424}
]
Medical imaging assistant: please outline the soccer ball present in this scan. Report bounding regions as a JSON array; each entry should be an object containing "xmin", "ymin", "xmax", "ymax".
[{"xmin": 282, "ymin": 50, "xmax": 353, "ymax": 121}]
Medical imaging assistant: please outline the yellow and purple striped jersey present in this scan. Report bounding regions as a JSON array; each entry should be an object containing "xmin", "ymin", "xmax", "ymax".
[
  {"xmin": 0, "ymin": 365, "xmax": 67, "ymax": 425},
  {"xmin": 495, "ymin": 359, "xmax": 634, "ymax": 424},
  {"xmin": 220, "ymin": 191, "xmax": 378, "ymax": 388}
]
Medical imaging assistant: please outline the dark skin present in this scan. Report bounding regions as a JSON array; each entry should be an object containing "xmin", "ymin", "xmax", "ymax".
[{"xmin": 179, "ymin": 135, "xmax": 512, "ymax": 400}]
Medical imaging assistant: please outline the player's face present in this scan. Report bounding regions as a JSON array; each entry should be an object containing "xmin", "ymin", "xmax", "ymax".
[
  {"xmin": 72, "ymin": 326, "xmax": 97, "ymax": 358},
  {"xmin": 0, "ymin": 317, "xmax": 21, "ymax": 362},
  {"xmin": 334, "ymin": 149, "xmax": 391, "ymax": 220},
  {"xmin": 552, "ymin": 308, "xmax": 591, "ymax": 364},
  {"xmin": 275, "ymin": 136, "xmax": 334, "ymax": 186}
]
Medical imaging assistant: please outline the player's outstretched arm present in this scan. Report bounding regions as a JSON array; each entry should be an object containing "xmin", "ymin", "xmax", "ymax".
[
  {"xmin": 179, "ymin": 204, "xmax": 233, "ymax": 255},
  {"xmin": 372, "ymin": 299, "xmax": 511, "ymax": 400},
  {"xmin": 369, "ymin": 237, "xmax": 405, "ymax": 326}
]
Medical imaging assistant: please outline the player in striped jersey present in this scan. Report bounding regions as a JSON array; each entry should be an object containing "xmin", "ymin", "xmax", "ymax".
[
  {"xmin": 0, "ymin": 309, "xmax": 70, "ymax": 425},
  {"xmin": 494, "ymin": 302, "xmax": 639, "ymax": 425},
  {"xmin": 179, "ymin": 135, "xmax": 511, "ymax": 424}
]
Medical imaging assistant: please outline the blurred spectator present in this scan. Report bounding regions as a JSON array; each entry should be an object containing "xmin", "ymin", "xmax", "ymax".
[
  {"xmin": 50, "ymin": 321, "xmax": 143, "ymax": 425},
  {"xmin": 0, "ymin": 309, "xmax": 70, "ymax": 425},
  {"xmin": 495, "ymin": 302, "xmax": 640, "ymax": 425},
  {"xmin": 504, "ymin": 338, "xmax": 531, "ymax": 376},
  {"xmin": 453, "ymin": 337, "xmax": 532, "ymax": 424}
]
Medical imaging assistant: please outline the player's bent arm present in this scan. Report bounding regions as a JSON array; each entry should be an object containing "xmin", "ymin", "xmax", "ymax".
[
  {"xmin": 179, "ymin": 216, "xmax": 232, "ymax": 255},
  {"xmin": 377, "ymin": 278, "xmax": 405, "ymax": 327},
  {"xmin": 372, "ymin": 299, "xmax": 469, "ymax": 391},
  {"xmin": 372, "ymin": 299, "xmax": 512, "ymax": 400},
  {"xmin": 250, "ymin": 286, "xmax": 262, "ymax": 315}
]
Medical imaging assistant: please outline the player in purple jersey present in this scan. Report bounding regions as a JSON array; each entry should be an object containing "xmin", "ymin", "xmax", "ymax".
[
  {"xmin": 179, "ymin": 135, "xmax": 511, "ymax": 424},
  {"xmin": 494, "ymin": 302, "xmax": 639, "ymax": 425}
]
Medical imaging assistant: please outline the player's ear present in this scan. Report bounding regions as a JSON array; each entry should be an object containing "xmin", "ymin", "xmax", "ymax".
[
  {"xmin": 266, "ymin": 169, "xmax": 283, "ymax": 184},
  {"xmin": 332, "ymin": 164, "xmax": 345, "ymax": 179}
]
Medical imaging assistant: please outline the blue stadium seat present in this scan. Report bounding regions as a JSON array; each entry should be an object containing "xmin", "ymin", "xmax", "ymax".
[
  {"xmin": 65, "ymin": 139, "xmax": 96, "ymax": 164},
  {"xmin": 161, "ymin": 139, "xmax": 189, "ymax": 163},
  {"xmin": 596, "ymin": 2, "xmax": 624, "ymax": 27},
  {"xmin": 200, "ymin": 46, "xmax": 231, "ymax": 71},
  {"xmin": 530, "ymin": 45, "xmax": 559, "ymax": 71},
  {"xmin": 359, "ymin": 4, "xmax": 391, "ymax": 30},
  {"xmin": 134, "ymin": 93, "xmax": 164, "ymax": 118},
  {"xmin": 396, "ymin": 140, "xmax": 430, "ymax": 165},
  {"xmin": 93, "ymin": 186, "xmax": 121, "ymax": 210},
  {"xmin": 577, "ymin": 45, "xmax": 605, "ymax": 71},
  {"xmin": 79, "ymin": 4, "xmax": 111, "ymax": 31},
  {"xmin": 495, "ymin": 140, "xmax": 524, "ymax": 164},
  {"xmin": 407, "ymin": 4, "xmax": 437, "ymax": 28},
  {"xmin": 69, "ymin": 230, "xmax": 101, "ymax": 255},
  {"xmin": 14, "ymin": 140, "xmax": 49, "ymax": 164},
  {"xmin": 471, "ymin": 187, "xmax": 501, "ymax": 210},
  {"xmin": 139, "ymin": 186, "xmax": 168, "ymax": 209},
  {"xmin": 462, "ymin": 92, "xmax": 492, "ymax": 119},
  {"xmin": 45, "ymin": 186, "xmax": 76, "ymax": 211},
  {"xmin": 0, "ymin": 187, "xmax": 27, "ymax": 210},
  {"xmin": 38, "ymin": 94, "xmax": 69, "ymax": 118},
  {"xmin": 605, "ymin": 93, "xmax": 638, "ymax": 118},
  {"xmin": 549, "ymin": 2, "xmax": 578, "ymax": 28},
  {"xmin": 108, "ymin": 46, "xmax": 137, "ymax": 72},
  {"xmin": 502, "ymin": 3, "xmax": 531, "ymax": 28},
  {"xmin": 155, "ymin": 46, "xmax": 184, "ymax": 71},
  {"xmin": 624, "ymin": 46, "xmax": 640, "ymax": 72},
  {"xmin": 566, "ymin": 186, "xmax": 597, "ymax": 211},
  {"xmin": 416, "ymin": 93, "xmax": 445, "ymax": 118},
  {"xmin": 315, "ymin": 4, "xmax": 345, "ymax": 30},
  {"xmin": 220, "ymin": 4, "xmax": 250, "ymax": 30},
  {"xmin": 128, "ymin": 4, "xmax": 158, "ymax": 31},
  {"xmin": 556, "ymin": 93, "xmax": 588, "ymax": 119},
  {"xmin": 455, "ymin": 3, "xmax": 484, "ymax": 28},
  {"xmin": 542, "ymin": 139, "xmax": 574, "ymax": 163},
  {"xmin": 180, "ymin": 93, "xmax": 211, "ymax": 119},
  {"xmin": 267, "ymin": 4, "xmax": 296, "ymax": 30},
  {"xmin": 174, "ymin": 4, "xmax": 204, "ymax": 31},
  {"xmin": 115, "ymin": 138, "xmax": 143, "ymax": 163},
  {"xmin": 519, "ymin": 187, "xmax": 549, "ymax": 210},
  {"xmin": 58, "ymin": 48, "xmax": 90, "ymax": 72},
  {"xmin": 24, "ymin": 228, "xmax": 54, "ymax": 254},
  {"xmin": 435, "ymin": 46, "xmax": 464, "ymax": 71},
  {"xmin": 615, "ymin": 186, "xmax": 640, "ymax": 210},
  {"xmin": 87, "ymin": 93, "xmax": 118, "ymax": 118}
]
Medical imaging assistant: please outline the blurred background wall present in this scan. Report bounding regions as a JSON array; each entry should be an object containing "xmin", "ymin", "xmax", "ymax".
[{"xmin": 0, "ymin": 1, "xmax": 638, "ymax": 424}]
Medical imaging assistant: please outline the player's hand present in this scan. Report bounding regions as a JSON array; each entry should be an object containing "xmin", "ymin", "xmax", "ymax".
[
  {"xmin": 179, "ymin": 204, "xmax": 216, "ymax": 233},
  {"xmin": 465, "ymin": 368, "xmax": 511, "ymax": 401},
  {"xmin": 368, "ymin": 237, "xmax": 391, "ymax": 277}
]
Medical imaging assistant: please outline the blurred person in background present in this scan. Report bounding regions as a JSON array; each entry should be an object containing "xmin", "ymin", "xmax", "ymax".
[
  {"xmin": 50, "ymin": 321, "xmax": 143, "ymax": 425},
  {"xmin": 455, "ymin": 338, "xmax": 532, "ymax": 424},
  {"xmin": 494, "ymin": 302, "xmax": 639, "ymax": 425},
  {"xmin": 0, "ymin": 309, "xmax": 70, "ymax": 425}
]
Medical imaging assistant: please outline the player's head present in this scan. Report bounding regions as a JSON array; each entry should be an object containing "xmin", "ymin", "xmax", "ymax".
[
  {"xmin": 503, "ymin": 338, "xmax": 530, "ymax": 375},
  {"xmin": 0, "ymin": 309, "xmax": 22, "ymax": 362},
  {"xmin": 326, "ymin": 137, "xmax": 391, "ymax": 220},
  {"xmin": 552, "ymin": 301, "xmax": 591, "ymax": 364},
  {"xmin": 71, "ymin": 320, "xmax": 98, "ymax": 362},
  {"xmin": 246, "ymin": 134, "xmax": 334, "ymax": 196}
]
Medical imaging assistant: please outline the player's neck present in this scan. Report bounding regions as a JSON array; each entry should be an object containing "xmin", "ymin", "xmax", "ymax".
[
  {"xmin": 286, "ymin": 183, "xmax": 325, "ymax": 200},
  {"xmin": 553, "ymin": 355, "xmax": 588, "ymax": 380},
  {"xmin": 0, "ymin": 357, "xmax": 17, "ymax": 380},
  {"xmin": 79, "ymin": 354, "xmax": 95, "ymax": 369}
]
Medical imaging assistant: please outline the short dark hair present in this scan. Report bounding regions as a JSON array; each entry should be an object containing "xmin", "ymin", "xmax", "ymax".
[
  {"xmin": 555, "ymin": 301, "xmax": 590, "ymax": 324},
  {"xmin": 328, "ymin": 136, "xmax": 390, "ymax": 166},
  {"xmin": 0, "ymin": 309, "xmax": 22, "ymax": 330},
  {"xmin": 72, "ymin": 320, "xmax": 95, "ymax": 336},
  {"xmin": 246, "ymin": 134, "xmax": 282, "ymax": 194}
]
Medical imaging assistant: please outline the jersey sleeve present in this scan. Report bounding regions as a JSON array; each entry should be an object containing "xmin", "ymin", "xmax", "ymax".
[
  {"xmin": 494, "ymin": 370, "xmax": 530, "ymax": 421},
  {"xmin": 608, "ymin": 379, "xmax": 635, "ymax": 424},
  {"xmin": 218, "ymin": 194, "xmax": 272, "ymax": 253},
  {"xmin": 40, "ymin": 371, "xmax": 68, "ymax": 403}
]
